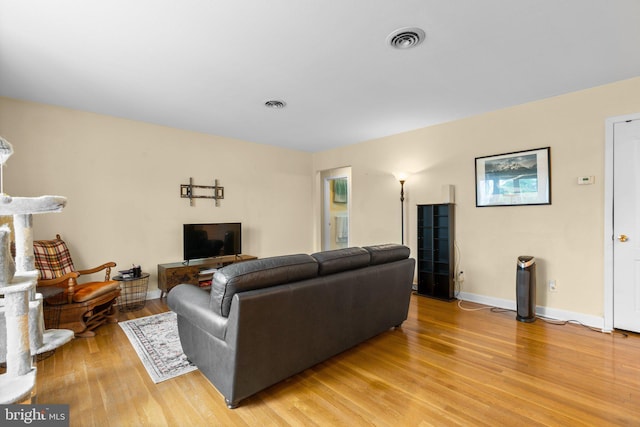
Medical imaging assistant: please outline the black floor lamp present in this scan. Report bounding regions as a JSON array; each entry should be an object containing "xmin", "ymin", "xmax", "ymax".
[{"xmin": 395, "ymin": 173, "xmax": 408, "ymax": 245}]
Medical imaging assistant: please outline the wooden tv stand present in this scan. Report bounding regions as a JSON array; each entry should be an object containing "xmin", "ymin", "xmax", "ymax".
[{"xmin": 157, "ymin": 254, "xmax": 257, "ymax": 298}]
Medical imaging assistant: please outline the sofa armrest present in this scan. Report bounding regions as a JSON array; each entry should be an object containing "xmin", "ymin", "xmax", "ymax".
[{"xmin": 167, "ymin": 284, "xmax": 228, "ymax": 341}]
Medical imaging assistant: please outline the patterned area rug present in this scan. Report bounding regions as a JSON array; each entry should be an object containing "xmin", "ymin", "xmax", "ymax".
[{"xmin": 119, "ymin": 311, "xmax": 197, "ymax": 383}]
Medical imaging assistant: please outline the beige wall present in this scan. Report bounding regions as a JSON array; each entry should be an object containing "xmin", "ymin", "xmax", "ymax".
[
  {"xmin": 0, "ymin": 98, "xmax": 314, "ymax": 292},
  {"xmin": 2, "ymin": 76, "xmax": 640, "ymax": 318},
  {"xmin": 312, "ymin": 77, "xmax": 640, "ymax": 319}
]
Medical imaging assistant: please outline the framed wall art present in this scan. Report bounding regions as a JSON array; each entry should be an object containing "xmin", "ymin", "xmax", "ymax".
[{"xmin": 475, "ymin": 147, "xmax": 551, "ymax": 207}]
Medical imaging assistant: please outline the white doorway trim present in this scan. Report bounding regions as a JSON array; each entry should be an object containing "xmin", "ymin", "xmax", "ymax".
[{"xmin": 603, "ymin": 112, "xmax": 640, "ymax": 332}]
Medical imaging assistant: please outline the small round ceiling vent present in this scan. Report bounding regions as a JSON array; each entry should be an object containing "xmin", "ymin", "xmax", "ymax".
[
  {"xmin": 387, "ymin": 27, "xmax": 426, "ymax": 49},
  {"xmin": 264, "ymin": 100, "xmax": 286, "ymax": 109}
]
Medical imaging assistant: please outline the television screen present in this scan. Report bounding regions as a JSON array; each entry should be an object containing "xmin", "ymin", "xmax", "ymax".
[{"xmin": 183, "ymin": 223, "xmax": 242, "ymax": 261}]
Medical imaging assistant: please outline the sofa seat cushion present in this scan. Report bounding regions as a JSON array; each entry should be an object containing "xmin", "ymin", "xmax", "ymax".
[
  {"xmin": 311, "ymin": 247, "xmax": 370, "ymax": 276},
  {"xmin": 210, "ymin": 254, "xmax": 318, "ymax": 317},
  {"xmin": 364, "ymin": 244, "xmax": 410, "ymax": 265}
]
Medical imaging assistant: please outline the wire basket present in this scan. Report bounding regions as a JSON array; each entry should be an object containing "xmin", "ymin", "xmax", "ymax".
[
  {"xmin": 38, "ymin": 287, "xmax": 65, "ymax": 329},
  {"xmin": 117, "ymin": 274, "xmax": 149, "ymax": 312},
  {"xmin": 42, "ymin": 301, "xmax": 62, "ymax": 329}
]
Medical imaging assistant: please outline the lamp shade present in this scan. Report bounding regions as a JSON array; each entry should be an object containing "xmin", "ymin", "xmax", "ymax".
[{"xmin": 393, "ymin": 172, "xmax": 408, "ymax": 183}]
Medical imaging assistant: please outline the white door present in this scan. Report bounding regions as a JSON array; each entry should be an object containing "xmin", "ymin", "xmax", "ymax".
[{"xmin": 613, "ymin": 118, "xmax": 640, "ymax": 332}]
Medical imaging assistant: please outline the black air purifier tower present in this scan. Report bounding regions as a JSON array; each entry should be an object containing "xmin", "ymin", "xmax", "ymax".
[{"xmin": 516, "ymin": 256, "xmax": 536, "ymax": 322}]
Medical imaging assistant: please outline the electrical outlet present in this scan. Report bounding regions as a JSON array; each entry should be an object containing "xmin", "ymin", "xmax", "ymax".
[
  {"xmin": 457, "ymin": 271, "xmax": 465, "ymax": 283},
  {"xmin": 549, "ymin": 279, "xmax": 557, "ymax": 292}
]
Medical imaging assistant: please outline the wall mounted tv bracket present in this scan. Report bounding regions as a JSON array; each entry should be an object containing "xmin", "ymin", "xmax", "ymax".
[{"xmin": 180, "ymin": 177, "xmax": 224, "ymax": 207}]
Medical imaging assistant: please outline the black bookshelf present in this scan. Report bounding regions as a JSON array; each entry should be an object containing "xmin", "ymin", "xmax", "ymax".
[{"xmin": 416, "ymin": 204, "xmax": 455, "ymax": 300}]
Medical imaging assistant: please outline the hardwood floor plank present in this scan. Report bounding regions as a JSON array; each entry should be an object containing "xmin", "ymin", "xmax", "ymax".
[{"xmin": 33, "ymin": 295, "xmax": 640, "ymax": 426}]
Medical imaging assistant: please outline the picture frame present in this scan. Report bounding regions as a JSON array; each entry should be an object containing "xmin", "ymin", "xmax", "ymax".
[
  {"xmin": 333, "ymin": 178, "xmax": 348, "ymax": 204},
  {"xmin": 475, "ymin": 147, "xmax": 551, "ymax": 207}
]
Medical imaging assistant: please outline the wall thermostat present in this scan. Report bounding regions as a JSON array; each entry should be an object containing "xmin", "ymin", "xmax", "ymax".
[{"xmin": 577, "ymin": 176, "xmax": 595, "ymax": 185}]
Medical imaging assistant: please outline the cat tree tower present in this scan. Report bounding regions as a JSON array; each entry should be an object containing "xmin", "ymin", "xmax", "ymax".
[{"xmin": 0, "ymin": 138, "xmax": 74, "ymax": 404}]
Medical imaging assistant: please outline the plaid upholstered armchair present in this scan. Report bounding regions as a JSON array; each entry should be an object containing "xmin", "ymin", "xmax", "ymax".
[{"xmin": 34, "ymin": 234, "xmax": 120, "ymax": 337}]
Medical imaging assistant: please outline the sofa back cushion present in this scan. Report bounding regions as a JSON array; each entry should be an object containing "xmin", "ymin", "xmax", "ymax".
[
  {"xmin": 364, "ymin": 244, "xmax": 410, "ymax": 265},
  {"xmin": 310, "ymin": 247, "xmax": 370, "ymax": 276},
  {"xmin": 210, "ymin": 254, "xmax": 318, "ymax": 317}
]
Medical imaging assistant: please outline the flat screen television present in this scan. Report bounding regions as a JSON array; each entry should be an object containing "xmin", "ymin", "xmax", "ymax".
[{"xmin": 183, "ymin": 223, "xmax": 242, "ymax": 262}]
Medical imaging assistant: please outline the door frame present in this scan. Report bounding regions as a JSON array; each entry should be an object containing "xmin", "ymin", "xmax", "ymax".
[{"xmin": 603, "ymin": 112, "xmax": 640, "ymax": 332}]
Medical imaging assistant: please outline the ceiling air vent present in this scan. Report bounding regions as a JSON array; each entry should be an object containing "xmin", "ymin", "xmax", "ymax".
[
  {"xmin": 264, "ymin": 100, "xmax": 286, "ymax": 109},
  {"xmin": 387, "ymin": 27, "xmax": 426, "ymax": 49}
]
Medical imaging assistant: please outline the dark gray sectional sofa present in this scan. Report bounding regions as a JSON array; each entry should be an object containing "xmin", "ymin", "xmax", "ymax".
[{"xmin": 167, "ymin": 243, "xmax": 415, "ymax": 408}]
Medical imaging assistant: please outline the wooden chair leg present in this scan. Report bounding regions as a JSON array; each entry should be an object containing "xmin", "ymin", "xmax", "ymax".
[
  {"xmin": 75, "ymin": 329, "xmax": 96, "ymax": 338},
  {"xmin": 106, "ymin": 304, "xmax": 119, "ymax": 324}
]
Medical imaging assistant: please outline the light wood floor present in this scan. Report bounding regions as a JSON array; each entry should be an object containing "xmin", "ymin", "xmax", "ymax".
[{"xmin": 34, "ymin": 294, "xmax": 640, "ymax": 426}]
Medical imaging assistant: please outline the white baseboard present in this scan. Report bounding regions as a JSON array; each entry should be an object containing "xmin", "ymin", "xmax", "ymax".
[
  {"xmin": 146, "ymin": 289, "xmax": 162, "ymax": 300},
  {"xmin": 457, "ymin": 292, "xmax": 607, "ymax": 331}
]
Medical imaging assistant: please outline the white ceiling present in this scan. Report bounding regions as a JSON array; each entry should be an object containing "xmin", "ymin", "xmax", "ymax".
[{"xmin": 1, "ymin": 1, "xmax": 639, "ymax": 152}]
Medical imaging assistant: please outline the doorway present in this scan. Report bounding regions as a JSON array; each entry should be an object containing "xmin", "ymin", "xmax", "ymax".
[
  {"xmin": 604, "ymin": 113, "xmax": 640, "ymax": 332},
  {"xmin": 320, "ymin": 167, "xmax": 351, "ymax": 251}
]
